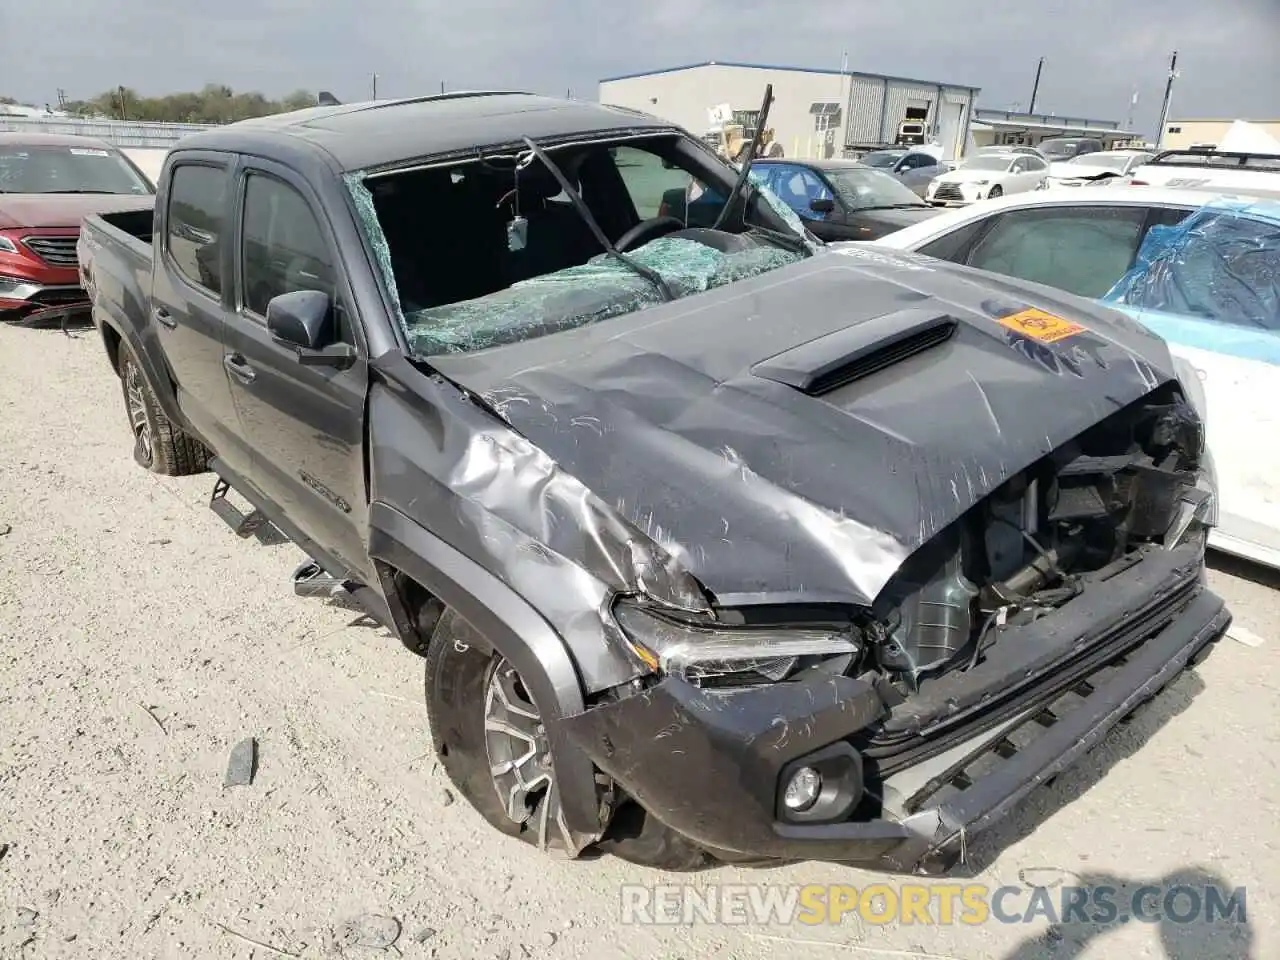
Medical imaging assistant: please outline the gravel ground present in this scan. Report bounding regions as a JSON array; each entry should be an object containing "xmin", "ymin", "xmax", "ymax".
[{"xmin": 1, "ymin": 322, "xmax": 1276, "ymax": 960}]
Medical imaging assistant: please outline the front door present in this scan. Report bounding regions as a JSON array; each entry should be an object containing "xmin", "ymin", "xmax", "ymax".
[
  {"xmin": 149, "ymin": 154, "xmax": 247, "ymax": 474},
  {"xmin": 222, "ymin": 159, "xmax": 372, "ymax": 583}
]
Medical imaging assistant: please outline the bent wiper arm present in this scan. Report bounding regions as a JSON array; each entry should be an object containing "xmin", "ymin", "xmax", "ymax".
[{"xmin": 518, "ymin": 137, "xmax": 673, "ymax": 302}]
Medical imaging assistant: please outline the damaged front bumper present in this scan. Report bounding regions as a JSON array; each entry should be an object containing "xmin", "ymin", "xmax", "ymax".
[{"xmin": 562, "ymin": 547, "xmax": 1229, "ymax": 873}]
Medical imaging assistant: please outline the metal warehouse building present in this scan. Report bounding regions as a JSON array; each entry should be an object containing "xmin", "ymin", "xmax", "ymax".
[{"xmin": 598, "ymin": 61, "xmax": 980, "ymax": 161}]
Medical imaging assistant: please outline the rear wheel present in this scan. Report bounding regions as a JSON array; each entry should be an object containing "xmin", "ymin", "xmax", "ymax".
[
  {"xmin": 424, "ymin": 609, "xmax": 710, "ymax": 869},
  {"xmin": 117, "ymin": 345, "xmax": 210, "ymax": 475}
]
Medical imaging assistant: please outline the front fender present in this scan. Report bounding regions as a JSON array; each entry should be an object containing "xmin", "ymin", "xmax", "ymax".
[{"xmin": 367, "ymin": 501, "xmax": 604, "ymax": 850}]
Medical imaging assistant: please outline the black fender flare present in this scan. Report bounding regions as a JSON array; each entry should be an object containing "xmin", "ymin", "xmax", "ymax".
[
  {"xmin": 366, "ymin": 501, "xmax": 603, "ymax": 848},
  {"xmin": 93, "ymin": 305, "xmax": 185, "ymax": 428}
]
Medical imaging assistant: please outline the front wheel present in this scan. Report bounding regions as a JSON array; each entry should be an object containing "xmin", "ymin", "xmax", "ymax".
[
  {"xmin": 424, "ymin": 609, "xmax": 709, "ymax": 869},
  {"xmin": 987, "ymin": 185, "xmax": 1004, "ymax": 198}
]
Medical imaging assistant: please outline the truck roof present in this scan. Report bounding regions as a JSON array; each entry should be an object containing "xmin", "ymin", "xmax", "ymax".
[{"xmin": 173, "ymin": 92, "xmax": 675, "ymax": 173}]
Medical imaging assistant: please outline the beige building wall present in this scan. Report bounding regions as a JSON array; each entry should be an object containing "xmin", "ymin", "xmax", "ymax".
[
  {"xmin": 600, "ymin": 64, "xmax": 846, "ymax": 156},
  {"xmin": 599, "ymin": 64, "xmax": 977, "ymax": 160},
  {"xmin": 1162, "ymin": 119, "xmax": 1280, "ymax": 149}
]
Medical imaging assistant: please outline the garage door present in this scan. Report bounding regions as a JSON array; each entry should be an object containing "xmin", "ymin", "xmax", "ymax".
[{"xmin": 937, "ymin": 101, "xmax": 965, "ymax": 159}]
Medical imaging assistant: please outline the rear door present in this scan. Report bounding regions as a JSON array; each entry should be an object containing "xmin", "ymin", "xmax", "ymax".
[
  {"xmin": 222, "ymin": 158, "xmax": 373, "ymax": 582},
  {"xmin": 149, "ymin": 153, "xmax": 248, "ymax": 473}
]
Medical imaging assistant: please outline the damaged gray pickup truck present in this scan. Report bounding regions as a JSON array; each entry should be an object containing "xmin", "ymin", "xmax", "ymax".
[{"xmin": 79, "ymin": 91, "xmax": 1229, "ymax": 873}]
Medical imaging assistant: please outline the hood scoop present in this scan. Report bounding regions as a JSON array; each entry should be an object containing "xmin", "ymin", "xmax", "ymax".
[{"xmin": 751, "ymin": 307, "xmax": 957, "ymax": 396}]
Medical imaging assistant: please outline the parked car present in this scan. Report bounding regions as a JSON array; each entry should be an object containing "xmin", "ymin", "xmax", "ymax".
[
  {"xmin": 0, "ymin": 132, "xmax": 154, "ymax": 325},
  {"xmin": 926, "ymin": 151, "xmax": 1049, "ymax": 205},
  {"xmin": 1036, "ymin": 137, "xmax": 1105, "ymax": 161},
  {"xmin": 857, "ymin": 148, "xmax": 950, "ymax": 197},
  {"xmin": 1044, "ymin": 150, "xmax": 1154, "ymax": 187},
  {"xmin": 1125, "ymin": 148, "xmax": 1280, "ymax": 200},
  {"xmin": 870, "ymin": 188, "xmax": 1280, "ymax": 570},
  {"xmin": 747, "ymin": 159, "xmax": 941, "ymax": 240},
  {"xmin": 80, "ymin": 92, "xmax": 1227, "ymax": 874}
]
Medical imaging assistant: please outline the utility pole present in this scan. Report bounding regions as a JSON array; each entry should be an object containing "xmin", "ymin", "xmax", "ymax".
[
  {"xmin": 1027, "ymin": 57, "xmax": 1045, "ymax": 115},
  {"xmin": 116, "ymin": 85, "xmax": 128, "ymax": 120},
  {"xmin": 371, "ymin": 73, "xmax": 378, "ymax": 100},
  {"xmin": 440, "ymin": 80, "xmax": 446, "ymax": 94},
  {"xmin": 1155, "ymin": 51, "xmax": 1179, "ymax": 148}
]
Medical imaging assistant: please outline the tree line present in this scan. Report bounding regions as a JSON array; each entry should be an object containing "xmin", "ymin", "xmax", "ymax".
[{"xmin": 2, "ymin": 85, "xmax": 320, "ymax": 124}]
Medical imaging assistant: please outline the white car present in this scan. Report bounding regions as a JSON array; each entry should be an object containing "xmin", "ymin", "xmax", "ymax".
[
  {"xmin": 926, "ymin": 152, "xmax": 1049, "ymax": 206},
  {"xmin": 1125, "ymin": 148, "xmax": 1280, "ymax": 200},
  {"xmin": 1045, "ymin": 150, "xmax": 1153, "ymax": 188},
  {"xmin": 869, "ymin": 187, "xmax": 1280, "ymax": 571}
]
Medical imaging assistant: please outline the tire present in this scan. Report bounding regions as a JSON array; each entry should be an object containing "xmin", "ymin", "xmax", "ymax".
[
  {"xmin": 424, "ymin": 609, "xmax": 710, "ymax": 869},
  {"xmin": 987, "ymin": 185, "xmax": 1003, "ymax": 198},
  {"xmin": 117, "ymin": 345, "xmax": 210, "ymax": 476}
]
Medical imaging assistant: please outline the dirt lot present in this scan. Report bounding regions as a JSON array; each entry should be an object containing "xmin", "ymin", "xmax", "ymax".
[{"xmin": 1, "ymin": 322, "xmax": 1277, "ymax": 959}]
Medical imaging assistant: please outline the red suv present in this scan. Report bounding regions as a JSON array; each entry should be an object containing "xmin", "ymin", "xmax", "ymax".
[{"xmin": 0, "ymin": 132, "xmax": 155, "ymax": 324}]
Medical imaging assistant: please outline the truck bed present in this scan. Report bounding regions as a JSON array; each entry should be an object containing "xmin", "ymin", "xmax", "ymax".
[{"xmin": 79, "ymin": 208, "xmax": 156, "ymax": 343}]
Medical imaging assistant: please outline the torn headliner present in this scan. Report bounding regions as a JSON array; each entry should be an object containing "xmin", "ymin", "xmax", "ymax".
[{"xmin": 424, "ymin": 247, "xmax": 1181, "ymax": 608}]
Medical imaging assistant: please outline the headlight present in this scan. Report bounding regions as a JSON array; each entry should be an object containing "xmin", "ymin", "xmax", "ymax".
[
  {"xmin": 971, "ymin": 179, "xmax": 990, "ymax": 186},
  {"xmin": 1171, "ymin": 355, "xmax": 1208, "ymax": 423},
  {"xmin": 613, "ymin": 600, "xmax": 859, "ymax": 685},
  {"xmin": 0, "ymin": 236, "xmax": 19, "ymax": 255}
]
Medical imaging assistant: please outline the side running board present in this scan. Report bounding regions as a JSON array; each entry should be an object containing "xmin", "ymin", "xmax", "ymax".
[{"xmin": 209, "ymin": 477, "xmax": 289, "ymax": 545}]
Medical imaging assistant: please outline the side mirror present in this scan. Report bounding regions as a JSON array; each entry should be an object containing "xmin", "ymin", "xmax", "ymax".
[
  {"xmin": 266, "ymin": 290, "xmax": 354, "ymax": 368},
  {"xmin": 809, "ymin": 197, "xmax": 835, "ymax": 214}
]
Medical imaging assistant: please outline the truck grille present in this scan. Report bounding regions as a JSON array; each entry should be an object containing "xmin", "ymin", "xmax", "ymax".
[
  {"xmin": 23, "ymin": 236, "xmax": 79, "ymax": 268},
  {"xmin": 932, "ymin": 183, "xmax": 965, "ymax": 203}
]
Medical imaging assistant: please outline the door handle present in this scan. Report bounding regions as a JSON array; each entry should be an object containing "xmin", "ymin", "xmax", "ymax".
[
  {"xmin": 152, "ymin": 306, "xmax": 176, "ymax": 329},
  {"xmin": 223, "ymin": 353, "xmax": 256, "ymax": 384}
]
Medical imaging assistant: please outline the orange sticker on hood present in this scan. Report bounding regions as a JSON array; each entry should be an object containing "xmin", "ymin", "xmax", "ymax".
[{"xmin": 996, "ymin": 308, "xmax": 1087, "ymax": 343}]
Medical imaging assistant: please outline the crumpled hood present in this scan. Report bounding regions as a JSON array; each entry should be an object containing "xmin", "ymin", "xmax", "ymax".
[
  {"xmin": 429, "ymin": 246, "xmax": 1177, "ymax": 607},
  {"xmin": 1047, "ymin": 162, "xmax": 1117, "ymax": 181},
  {"xmin": 0, "ymin": 193, "xmax": 153, "ymax": 230}
]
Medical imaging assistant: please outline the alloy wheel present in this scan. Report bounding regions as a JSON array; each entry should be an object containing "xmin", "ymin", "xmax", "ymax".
[
  {"xmin": 124, "ymin": 361, "xmax": 154, "ymax": 464},
  {"xmin": 483, "ymin": 657, "xmax": 575, "ymax": 850}
]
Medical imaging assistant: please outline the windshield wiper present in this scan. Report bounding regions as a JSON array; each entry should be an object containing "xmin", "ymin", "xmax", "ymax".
[
  {"xmin": 857, "ymin": 203, "xmax": 929, "ymax": 211},
  {"xmin": 518, "ymin": 137, "xmax": 673, "ymax": 302},
  {"xmin": 41, "ymin": 189, "xmax": 116, "ymax": 194},
  {"xmin": 711, "ymin": 84, "xmax": 776, "ymax": 232}
]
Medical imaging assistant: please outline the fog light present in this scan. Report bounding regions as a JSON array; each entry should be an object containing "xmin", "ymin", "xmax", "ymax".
[{"xmin": 783, "ymin": 766, "xmax": 822, "ymax": 811}]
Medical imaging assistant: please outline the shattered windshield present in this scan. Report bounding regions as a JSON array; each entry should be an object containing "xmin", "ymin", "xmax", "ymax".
[{"xmin": 345, "ymin": 133, "xmax": 810, "ymax": 357}]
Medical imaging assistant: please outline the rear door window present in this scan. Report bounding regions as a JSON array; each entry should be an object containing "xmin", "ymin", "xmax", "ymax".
[
  {"xmin": 166, "ymin": 163, "xmax": 228, "ymax": 297},
  {"xmin": 962, "ymin": 205, "xmax": 1148, "ymax": 298}
]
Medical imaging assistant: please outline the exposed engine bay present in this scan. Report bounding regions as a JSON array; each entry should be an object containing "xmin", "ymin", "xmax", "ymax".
[
  {"xmin": 869, "ymin": 382, "xmax": 1208, "ymax": 695},
  {"xmin": 613, "ymin": 381, "xmax": 1212, "ymax": 711}
]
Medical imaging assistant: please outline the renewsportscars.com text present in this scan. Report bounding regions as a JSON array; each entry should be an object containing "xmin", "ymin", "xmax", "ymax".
[{"xmin": 619, "ymin": 883, "xmax": 1247, "ymax": 928}]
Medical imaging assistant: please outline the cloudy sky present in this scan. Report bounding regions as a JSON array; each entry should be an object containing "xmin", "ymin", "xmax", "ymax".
[{"xmin": 4, "ymin": 0, "xmax": 1278, "ymax": 136}]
